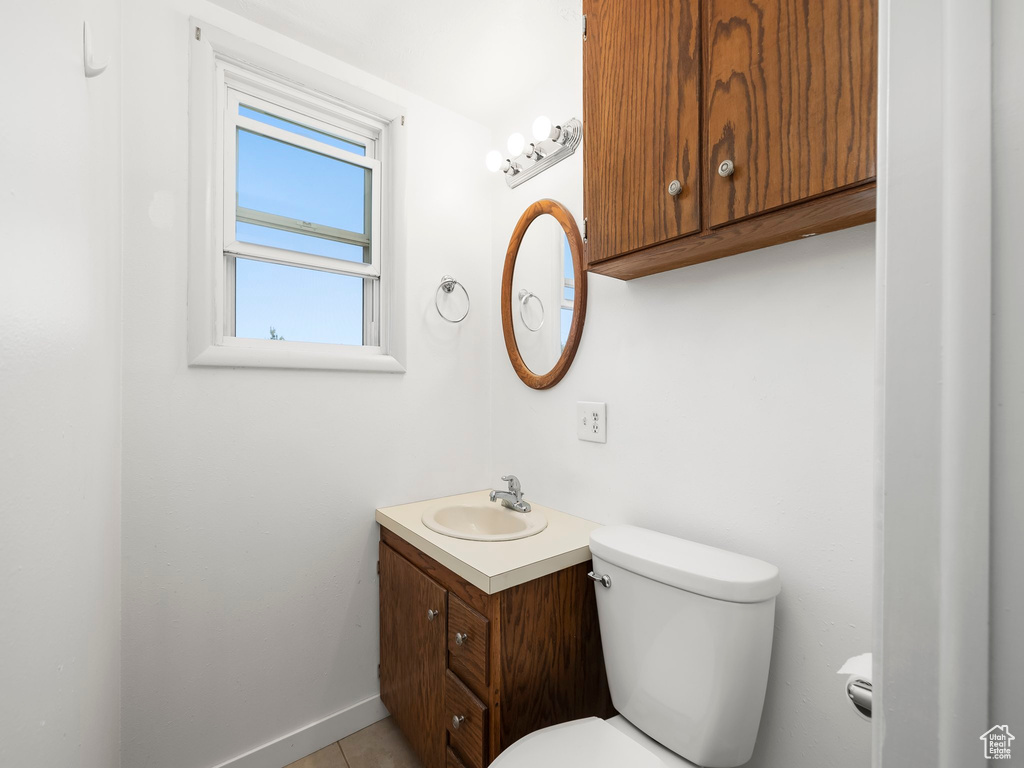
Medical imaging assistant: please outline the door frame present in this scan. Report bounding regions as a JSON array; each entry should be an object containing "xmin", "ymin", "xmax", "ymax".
[{"xmin": 874, "ymin": 0, "xmax": 992, "ymax": 765}]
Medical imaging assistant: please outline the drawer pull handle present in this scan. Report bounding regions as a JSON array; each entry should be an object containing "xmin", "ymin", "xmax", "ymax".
[
  {"xmin": 452, "ymin": 714, "xmax": 465, "ymax": 730},
  {"xmin": 426, "ymin": 609, "xmax": 439, "ymax": 621},
  {"xmin": 455, "ymin": 632, "xmax": 469, "ymax": 646},
  {"xmin": 587, "ymin": 571, "xmax": 612, "ymax": 588},
  {"xmin": 668, "ymin": 179, "xmax": 683, "ymax": 196},
  {"xmin": 718, "ymin": 159, "xmax": 735, "ymax": 177}
]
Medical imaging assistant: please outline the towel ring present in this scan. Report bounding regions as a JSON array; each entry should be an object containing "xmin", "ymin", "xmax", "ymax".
[
  {"xmin": 436, "ymin": 275, "xmax": 470, "ymax": 323},
  {"xmin": 518, "ymin": 289, "xmax": 544, "ymax": 332}
]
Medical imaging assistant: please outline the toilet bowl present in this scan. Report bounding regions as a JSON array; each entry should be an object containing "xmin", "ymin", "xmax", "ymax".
[
  {"xmin": 490, "ymin": 525, "xmax": 780, "ymax": 768},
  {"xmin": 491, "ymin": 715, "xmax": 695, "ymax": 768}
]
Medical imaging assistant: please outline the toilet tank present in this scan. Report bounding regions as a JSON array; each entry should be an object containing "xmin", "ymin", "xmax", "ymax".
[{"xmin": 589, "ymin": 526, "xmax": 781, "ymax": 768}]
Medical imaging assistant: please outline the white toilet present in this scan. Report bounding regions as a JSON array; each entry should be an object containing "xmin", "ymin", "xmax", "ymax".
[{"xmin": 491, "ymin": 525, "xmax": 781, "ymax": 768}]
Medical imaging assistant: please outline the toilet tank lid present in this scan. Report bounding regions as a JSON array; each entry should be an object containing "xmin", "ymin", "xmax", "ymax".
[{"xmin": 590, "ymin": 525, "xmax": 781, "ymax": 603}]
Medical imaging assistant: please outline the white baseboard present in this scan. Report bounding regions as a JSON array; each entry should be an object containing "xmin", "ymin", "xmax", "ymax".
[{"xmin": 209, "ymin": 695, "xmax": 389, "ymax": 768}]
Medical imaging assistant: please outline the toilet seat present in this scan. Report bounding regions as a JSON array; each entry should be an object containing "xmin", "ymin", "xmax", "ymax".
[{"xmin": 489, "ymin": 716, "xmax": 697, "ymax": 768}]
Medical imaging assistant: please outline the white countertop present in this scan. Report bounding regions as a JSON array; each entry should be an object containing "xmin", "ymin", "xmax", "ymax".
[{"xmin": 375, "ymin": 490, "xmax": 601, "ymax": 594}]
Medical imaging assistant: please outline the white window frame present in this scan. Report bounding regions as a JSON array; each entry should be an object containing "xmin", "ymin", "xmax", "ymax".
[
  {"xmin": 187, "ymin": 20, "xmax": 405, "ymax": 372},
  {"xmin": 561, "ymin": 277, "xmax": 575, "ymax": 311}
]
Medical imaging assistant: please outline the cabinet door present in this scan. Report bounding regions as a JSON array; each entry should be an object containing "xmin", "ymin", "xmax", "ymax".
[
  {"xmin": 380, "ymin": 543, "xmax": 447, "ymax": 768},
  {"xmin": 706, "ymin": 0, "xmax": 878, "ymax": 227},
  {"xmin": 582, "ymin": 0, "xmax": 701, "ymax": 264}
]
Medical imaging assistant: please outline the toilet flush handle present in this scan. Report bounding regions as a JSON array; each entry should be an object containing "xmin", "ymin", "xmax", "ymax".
[{"xmin": 587, "ymin": 571, "xmax": 612, "ymax": 588}]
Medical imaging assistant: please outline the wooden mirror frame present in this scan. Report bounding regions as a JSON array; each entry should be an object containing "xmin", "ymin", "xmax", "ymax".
[{"xmin": 501, "ymin": 199, "xmax": 588, "ymax": 390}]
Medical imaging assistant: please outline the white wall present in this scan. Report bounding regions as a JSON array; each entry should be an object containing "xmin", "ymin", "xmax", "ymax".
[
  {"xmin": 990, "ymin": 0, "xmax": 1024, "ymax": 728},
  {"xmin": 119, "ymin": 5, "xmax": 494, "ymax": 768},
  {"xmin": 0, "ymin": 1, "xmax": 122, "ymax": 767},
  {"xmin": 487, "ymin": 43, "xmax": 874, "ymax": 768}
]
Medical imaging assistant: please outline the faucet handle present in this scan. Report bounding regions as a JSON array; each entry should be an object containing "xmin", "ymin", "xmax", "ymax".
[{"xmin": 500, "ymin": 474, "xmax": 522, "ymax": 497}]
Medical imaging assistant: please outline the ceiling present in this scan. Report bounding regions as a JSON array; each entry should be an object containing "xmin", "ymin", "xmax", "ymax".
[{"xmin": 208, "ymin": 0, "xmax": 583, "ymax": 133}]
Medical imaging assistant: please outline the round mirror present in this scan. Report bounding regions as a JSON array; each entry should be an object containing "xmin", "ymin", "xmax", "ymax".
[{"xmin": 501, "ymin": 199, "xmax": 587, "ymax": 389}]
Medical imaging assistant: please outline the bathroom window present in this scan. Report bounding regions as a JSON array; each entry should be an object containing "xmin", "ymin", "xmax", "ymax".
[
  {"xmin": 226, "ymin": 86, "xmax": 381, "ymax": 347},
  {"xmin": 188, "ymin": 22, "xmax": 404, "ymax": 371}
]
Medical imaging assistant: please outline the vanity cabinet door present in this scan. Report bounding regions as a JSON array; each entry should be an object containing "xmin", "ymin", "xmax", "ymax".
[
  {"xmin": 379, "ymin": 543, "xmax": 448, "ymax": 768},
  {"xmin": 705, "ymin": 0, "xmax": 878, "ymax": 227},
  {"xmin": 582, "ymin": 0, "xmax": 702, "ymax": 265}
]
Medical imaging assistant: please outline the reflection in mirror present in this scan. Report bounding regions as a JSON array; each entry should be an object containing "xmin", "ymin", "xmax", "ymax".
[
  {"xmin": 512, "ymin": 214, "xmax": 573, "ymax": 375},
  {"xmin": 501, "ymin": 199, "xmax": 586, "ymax": 390}
]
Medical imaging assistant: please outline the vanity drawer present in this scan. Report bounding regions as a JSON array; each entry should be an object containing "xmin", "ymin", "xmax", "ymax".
[
  {"xmin": 447, "ymin": 747, "xmax": 469, "ymax": 768},
  {"xmin": 445, "ymin": 669, "xmax": 488, "ymax": 768},
  {"xmin": 447, "ymin": 594, "xmax": 489, "ymax": 699}
]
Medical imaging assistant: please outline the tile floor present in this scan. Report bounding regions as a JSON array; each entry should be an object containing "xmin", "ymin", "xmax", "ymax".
[{"xmin": 285, "ymin": 718, "xmax": 423, "ymax": 768}]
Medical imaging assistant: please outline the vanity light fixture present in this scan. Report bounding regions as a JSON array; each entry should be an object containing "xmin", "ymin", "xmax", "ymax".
[
  {"xmin": 486, "ymin": 115, "xmax": 582, "ymax": 189},
  {"xmin": 507, "ymin": 132, "xmax": 526, "ymax": 157}
]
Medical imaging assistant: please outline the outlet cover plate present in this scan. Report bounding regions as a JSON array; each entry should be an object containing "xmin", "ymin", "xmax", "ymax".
[{"xmin": 577, "ymin": 401, "xmax": 607, "ymax": 443}]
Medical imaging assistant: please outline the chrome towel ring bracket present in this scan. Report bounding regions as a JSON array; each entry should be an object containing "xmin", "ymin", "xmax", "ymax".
[
  {"xmin": 518, "ymin": 288, "xmax": 544, "ymax": 332},
  {"xmin": 436, "ymin": 275, "xmax": 470, "ymax": 323}
]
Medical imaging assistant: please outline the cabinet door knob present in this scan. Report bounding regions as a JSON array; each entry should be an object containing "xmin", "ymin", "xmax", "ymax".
[
  {"xmin": 667, "ymin": 179, "xmax": 683, "ymax": 196},
  {"xmin": 455, "ymin": 632, "xmax": 468, "ymax": 646},
  {"xmin": 452, "ymin": 715, "xmax": 465, "ymax": 730},
  {"xmin": 426, "ymin": 609, "xmax": 439, "ymax": 621},
  {"xmin": 718, "ymin": 159, "xmax": 735, "ymax": 177}
]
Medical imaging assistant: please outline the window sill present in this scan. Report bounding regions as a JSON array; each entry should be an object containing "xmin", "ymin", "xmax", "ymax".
[{"xmin": 189, "ymin": 339, "xmax": 406, "ymax": 372}]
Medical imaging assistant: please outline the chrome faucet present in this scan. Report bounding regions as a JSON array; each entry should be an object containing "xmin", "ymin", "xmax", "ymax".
[{"xmin": 489, "ymin": 474, "xmax": 532, "ymax": 513}]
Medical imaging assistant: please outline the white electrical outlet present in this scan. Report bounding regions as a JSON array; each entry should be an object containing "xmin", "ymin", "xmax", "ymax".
[{"xmin": 577, "ymin": 401, "xmax": 607, "ymax": 443}]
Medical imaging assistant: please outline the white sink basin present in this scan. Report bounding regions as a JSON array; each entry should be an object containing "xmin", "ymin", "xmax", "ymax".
[{"xmin": 422, "ymin": 500, "xmax": 548, "ymax": 542}]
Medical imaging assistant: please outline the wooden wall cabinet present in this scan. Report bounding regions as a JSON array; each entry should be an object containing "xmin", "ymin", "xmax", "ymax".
[
  {"xmin": 378, "ymin": 528, "xmax": 613, "ymax": 768},
  {"xmin": 582, "ymin": 0, "xmax": 878, "ymax": 279}
]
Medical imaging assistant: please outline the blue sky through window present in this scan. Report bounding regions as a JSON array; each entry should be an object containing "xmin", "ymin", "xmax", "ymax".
[
  {"xmin": 233, "ymin": 113, "xmax": 372, "ymax": 344},
  {"xmin": 235, "ymin": 258, "xmax": 364, "ymax": 345},
  {"xmin": 236, "ymin": 129, "xmax": 368, "ymax": 234}
]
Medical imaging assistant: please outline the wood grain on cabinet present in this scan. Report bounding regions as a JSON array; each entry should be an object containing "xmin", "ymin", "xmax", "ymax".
[
  {"xmin": 379, "ymin": 529, "xmax": 613, "ymax": 767},
  {"xmin": 447, "ymin": 595, "xmax": 489, "ymax": 701},
  {"xmin": 381, "ymin": 527, "xmax": 489, "ymax": 615},
  {"xmin": 497, "ymin": 562, "xmax": 614, "ymax": 750},
  {"xmin": 445, "ymin": 670, "xmax": 488, "ymax": 768},
  {"xmin": 484, "ymin": 594, "xmax": 504, "ymax": 762},
  {"xmin": 705, "ymin": 0, "xmax": 878, "ymax": 227},
  {"xmin": 582, "ymin": 0, "xmax": 702, "ymax": 264},
  {"xmin": 447, "ymin": 747, "xmax": 469, "ymax": 768},
  {"xmin": 589, "ymin": 182, "xmax": 875, "ymax": 279},
  {"xmin": 379, "ymin": 542, "xmax": 447, "ymax": 768},
  {"xmin": 580, "ymin": 0, "xmax": 878, "ymax": 278}
]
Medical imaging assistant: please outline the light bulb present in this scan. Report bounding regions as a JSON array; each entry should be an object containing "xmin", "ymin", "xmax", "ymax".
[
  {"xmin": 507, "ymin": 132, "xmax": 526, "ymax": 157},
  {"xmin": 532, "ymin": 115, "xmax": 554, "ymax": 141},
  {"xmin": 485, "ymin": 150, "xmax": 503, "ymax": 173}
]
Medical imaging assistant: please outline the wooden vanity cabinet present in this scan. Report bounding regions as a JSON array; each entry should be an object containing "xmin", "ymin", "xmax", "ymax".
[
  {"xmin": 378, "ymin": 542, "xmax": 448, "ymax": 767},
  {"xmin": 582, "ymin": 0, "xmax": 878, "ymax": 279},
  {"xmin": 378, "ymin": 528, "xmax": 613, "ymax": 768}
]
